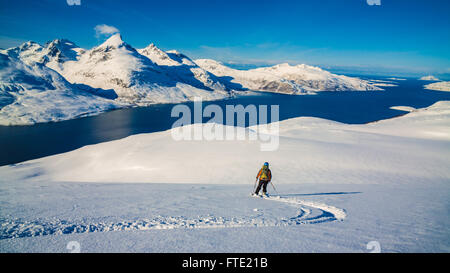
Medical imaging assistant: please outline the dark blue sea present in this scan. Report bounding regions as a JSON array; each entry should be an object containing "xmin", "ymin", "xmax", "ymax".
[{"xmin": 1, "ymin": 76, "xmax": 449, "ymax": 166}]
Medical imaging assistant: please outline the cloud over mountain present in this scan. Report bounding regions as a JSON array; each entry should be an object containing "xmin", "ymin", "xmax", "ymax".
[{"xmin": 94, "ymin": 24, "xmax": 120, "ymax": 38}]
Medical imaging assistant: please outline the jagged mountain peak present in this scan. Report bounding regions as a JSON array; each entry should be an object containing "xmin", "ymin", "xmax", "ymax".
[
  {"xmin": 138, "ymin": 44, "xmax": 189, "ymax": 67},
  {"xmin": 44, "ymin": 39, "xmax": 81, "ymax": 61},
  {"xmin": 98, "ymin": 33, "xmax": 126, "ymax": 48},
  {"xmin": 143, "ymin": 42, "xmax": 158, "ymax": 50},
  {"xmin": 19, "ymin": 41, "xmax": 41, "ymax": 49},
  {"xmin": 45, "ymin": 38, "xmax": 78, "ymax": 49},
  {"xmin": 0, "ymin": 41, "xmax": 44, "ymax": 64},
  {"xmin": 1, "ymin": 38, "xmax": 83, "ymax": 67},
  {"xmin": 139, "ymin": 42, "xmax": 167, "ymax": 57}
]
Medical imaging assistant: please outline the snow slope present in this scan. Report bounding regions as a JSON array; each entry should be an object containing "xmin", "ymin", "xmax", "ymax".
[
  {"xmin": 0, "ymin": 181, "xmax": 448, "ymax": 253},
  {"xmin": 195, "ymin": 59, "xmax": 382, "ymax": 94},
  {"xmin": 0, "ymin": 52, "xmax": 119, "ymax": 125},
  {"xmin": 424, "ymin": 81, "xmax": 450, "ymax": 92},
  {"xmin": 0, "ymin": 101, "xmax": 449, "ymax": 252}
]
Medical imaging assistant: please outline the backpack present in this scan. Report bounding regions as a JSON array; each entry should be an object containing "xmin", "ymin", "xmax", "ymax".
[{"xmin": 260, "ymin": 166, "xmax": 270, "ymax": 181}]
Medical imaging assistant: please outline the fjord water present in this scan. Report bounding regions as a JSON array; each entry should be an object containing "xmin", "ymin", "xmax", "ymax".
[{"xmin": 1, "ymin": 78, "xmax": 449, "ymax": 166}]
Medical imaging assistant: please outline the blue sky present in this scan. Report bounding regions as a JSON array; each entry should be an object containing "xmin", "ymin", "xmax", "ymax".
[{"xmin": 0, "ymin": 0, "xmax": 449, "ymax": 77}]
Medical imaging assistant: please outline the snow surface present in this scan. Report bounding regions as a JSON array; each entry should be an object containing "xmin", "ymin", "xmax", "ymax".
[
  {"xmin": 424, "ymin": 81, "xmax": 450, "ymax": 92},
  {"xmin": 0, "ymin": 101, "xmax": 449, "ymax": 252}
]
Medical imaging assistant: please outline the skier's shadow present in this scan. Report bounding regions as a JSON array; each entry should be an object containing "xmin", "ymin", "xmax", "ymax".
[{"xmin": 273, "ymin": 192, "xmax": 362, "ymax": 197}]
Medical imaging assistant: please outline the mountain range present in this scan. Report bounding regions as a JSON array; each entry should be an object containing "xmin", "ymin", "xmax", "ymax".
[
  {"xmin": 0, "ymin": 34, "xmax": 382, "ymax": 125},
  {"xmin": 195, "ymin": 59, "xmax": 381, "ymax": 94}
]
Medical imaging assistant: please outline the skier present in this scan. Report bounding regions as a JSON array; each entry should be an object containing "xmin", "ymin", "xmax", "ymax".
[{"xmin": 254, "ymin": 162, "xmax": 272, "ymax": 197}]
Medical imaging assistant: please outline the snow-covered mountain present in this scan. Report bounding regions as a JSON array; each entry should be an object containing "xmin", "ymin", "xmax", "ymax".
[
  {"xmin": 419, "ymin": 75, "xmax": 440, "ymax": 81},
  {"xmin": 0, "ymin": 52, "xmax": 119, "ymax": 125},
  {"xmin": 1, "ymin": 34, "xmax": 229, "ymax": 107},
  {"xmin": 1, "ymin": 34, "xmax": 384, "ymax": 125},
  {"xmin": 1, "ymin": 39, "xmax": 84, "ymax": 72},
  {"xmin": 194, "ymin": 59, "xmax": 382, "ymax": 94},
  {"xmin": 137, "ymin": 43, "xmax": 227, "ymax": 92},
  {"xmin": 56, "ymin": 34, "xmax": 229, "ymax": 105}
]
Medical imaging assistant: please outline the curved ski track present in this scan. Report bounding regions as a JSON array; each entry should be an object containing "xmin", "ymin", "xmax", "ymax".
[{"xmin": 0, "ymin": 196, "xmax": 346, "ymax": 240}]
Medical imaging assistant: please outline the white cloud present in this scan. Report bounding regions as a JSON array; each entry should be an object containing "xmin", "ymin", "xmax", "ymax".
[{"xmin": 94, "ymin": 24, "xmax": 120, "ymax": 37}]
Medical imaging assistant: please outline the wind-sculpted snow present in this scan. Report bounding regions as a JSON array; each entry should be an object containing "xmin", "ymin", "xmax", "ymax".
[{"xmin": 0, "ymin": 196, "xmax": 345, "ymax": 240}]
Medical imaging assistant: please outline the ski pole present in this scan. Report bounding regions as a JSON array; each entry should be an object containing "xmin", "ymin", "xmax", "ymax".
[
  {"xmin": 253, "ymin": 178, "xmax": 258, "ymax": 192},
  {"xmin": 270, "ymin": 181, "xmax": 279, "ymax": 196}
]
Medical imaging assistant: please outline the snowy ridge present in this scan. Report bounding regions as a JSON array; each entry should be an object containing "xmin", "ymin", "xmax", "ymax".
[
  {"xmin": 0, "ymin": 195, "xmax": 345, "ymax": 240},
  {"xmin": 195, "ymin": 59, "xmax": 382, "ymax": 94}
]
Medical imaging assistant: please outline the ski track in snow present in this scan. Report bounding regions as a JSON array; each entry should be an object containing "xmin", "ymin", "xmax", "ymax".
[{"xmin": 0, "ymin": 196, "xmax": 346, "ymax": 240}]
